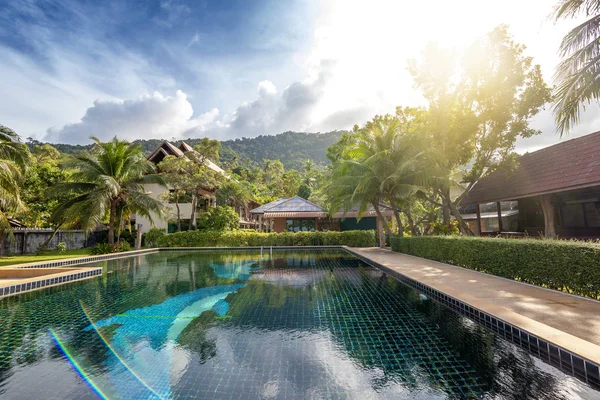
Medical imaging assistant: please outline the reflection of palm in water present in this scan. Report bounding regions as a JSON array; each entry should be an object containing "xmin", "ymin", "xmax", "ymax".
[{"xmin": 82, "ymin": 283, "xmax": 245, "ymax": 399}]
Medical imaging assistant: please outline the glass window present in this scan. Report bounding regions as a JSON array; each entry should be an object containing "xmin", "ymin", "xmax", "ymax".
[
  {"xmin": 561, "ymin": 204, "xmax": 586, "ymax": 228},
  {"xmin": 286, "ymin": 219, "xmax": 294, "ymax": 232},
  {"xmin": 584, "ymin": 202, "xmax": 600, "ymax": 227}
]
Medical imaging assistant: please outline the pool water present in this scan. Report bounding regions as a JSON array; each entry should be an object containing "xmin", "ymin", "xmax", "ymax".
[{"xmin": 0, "ymin": 250, "xmax": 598, "ymax": 399}]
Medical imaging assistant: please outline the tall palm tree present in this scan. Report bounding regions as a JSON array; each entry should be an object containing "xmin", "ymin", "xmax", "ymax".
[
  {"xmin": 216, "ymin": 180, "xmax": 254, "ymax": 219},
  {"xmin": 54, "ymin": 137, "xmax": 165, "ymax": 245},
  {"xmin": 0, "ymin": 125, "xmax": 29, "ymax": 256},
  {"xmin": 553, "ymin": 0, "xmax": 600, "ymax": 134},
  {"xmin": 327, "ymin": 117, "xmax": 426, "ymax": 236}
]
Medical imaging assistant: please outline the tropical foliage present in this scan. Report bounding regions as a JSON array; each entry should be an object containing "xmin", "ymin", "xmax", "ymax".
[
  {"xmin": 0, "ymin": 125, "xmax": 30, "ymax": 255},
  {"xmin": 53, "ymin": 137, "xmax": 165, "ymax": 244},
  {"xmin": 553, "ymin": 0, "xmax": 600, "ymax": 134}
]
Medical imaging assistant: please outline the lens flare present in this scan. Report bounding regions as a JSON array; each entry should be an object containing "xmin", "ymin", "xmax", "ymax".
[
  {"xmin": 79, "ymin": 300, "xmax": 165, "ymax": 400},
  {"xmin": 48, "ymin": 328, "xmax": 109, "ymax": 400}
]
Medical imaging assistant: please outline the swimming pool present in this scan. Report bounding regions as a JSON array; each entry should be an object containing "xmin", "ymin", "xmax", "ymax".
[{"xmin": 0, "ymin": 250, "xmax": 598, "ymax": 399}]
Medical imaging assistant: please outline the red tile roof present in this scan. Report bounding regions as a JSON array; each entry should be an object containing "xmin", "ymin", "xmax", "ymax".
[{"xmin": 462, "ymin": 131, "xmax": 600, "ymax": 205}]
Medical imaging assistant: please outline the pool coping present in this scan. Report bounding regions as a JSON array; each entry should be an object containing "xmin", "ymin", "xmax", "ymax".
[
  {"xmin": 1, "ymin": 245, "xmax": 598, "ymax": 389},
  {"xmin": 342, "ymin": 246, "xmax": 600, "ymax": 390}
]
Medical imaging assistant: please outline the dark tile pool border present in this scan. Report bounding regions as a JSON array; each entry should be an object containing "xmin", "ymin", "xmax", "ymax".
[
  {"xmin": 5, "ymin": 248, "xmax": 160, "ymax": 269},
  {"xmin": 0, "ymin": 267, "xmax": 102, "ymax": 299},
  {"xmin": 343, "ymin": 247, "xmax": 600, "ymax": 390}
]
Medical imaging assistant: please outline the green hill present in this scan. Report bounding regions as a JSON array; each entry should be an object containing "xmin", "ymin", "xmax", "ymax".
[{"xmin": 41, "ymin": 131, "xmax": 344, "ymax": 170}]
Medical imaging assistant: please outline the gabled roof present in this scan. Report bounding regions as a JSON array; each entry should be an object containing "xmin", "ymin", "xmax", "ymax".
[
  {"xmin": 147, "ymin": 140, "xmax": 225, "ymax": 174},
  {"xmin": 250, "ymin": 197, "xmax": 326, "ymax": 217},
  {"xmin": 331, "ymin": 203, "xmax": 394, "ymax": 218},
  {"xmin": 462, "ymin": 131, "xmax": 600, "ymax": 205}
]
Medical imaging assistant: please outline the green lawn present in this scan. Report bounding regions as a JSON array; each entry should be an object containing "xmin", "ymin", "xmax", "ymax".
[{"xmin": 0, "ymin": 249, "xmax": 90, "ymax": 267}]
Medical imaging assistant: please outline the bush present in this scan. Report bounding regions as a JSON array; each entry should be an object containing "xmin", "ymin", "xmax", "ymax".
[
  {"xmin": 144, "ymin": 228, "xmax": 166, "ymax": 247},
  {"xmin": 57, "ymin": 242, "xmax": 67, "ymax": 252},
  {"xmin": 156, "ymin": 230, "xmax": 376, "ymax": 248},
  {"xmin": 198, "ymin": 206, "xmax": 240, "ymax": 231},
  {"xmin": 89, "ymin": 240, "xmax": 132, "ymax": 255},
  {"xmin": 390, "ymin": 235, "xmax": 600, "ymax": 299}
]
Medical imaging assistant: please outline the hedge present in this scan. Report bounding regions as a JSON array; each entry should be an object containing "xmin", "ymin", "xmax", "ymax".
[
  {"xmin": 154, "ymin": 229, "xmax": 376, "ymax": 248},
  {"xmin": 390, "ymin": 235, "xmax": 600, "ymax": 299}
]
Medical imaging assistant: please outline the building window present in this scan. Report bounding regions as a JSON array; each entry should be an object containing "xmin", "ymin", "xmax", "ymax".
[
  {"xmin": 561, "ymin": 203, "xmax": 586, "ymax": 228},
  {"xmin": 584, "ymin": 202, "xmax": 600, "ymax": 227},
  {"xmin": 286, "ymin": 219, "xmax": 315, "ymax": 232}
]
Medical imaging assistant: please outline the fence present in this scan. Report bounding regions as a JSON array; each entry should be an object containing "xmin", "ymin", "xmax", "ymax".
[{"xmin": 1, "ymin": 229, "xmax": 103, "ymax": 255}]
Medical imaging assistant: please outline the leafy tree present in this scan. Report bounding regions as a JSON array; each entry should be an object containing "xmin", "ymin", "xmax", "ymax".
[
  {"xmin": 198, "ymin": 206, "xmax": 239, "ymax": 231},
  {"xmin": 53, "ymin": 137, "xmax": 165, "ymax": 244},
  {"xmin": 281, "ymin": 169, "xmax": 302, "ymax": 197},
  {"xmin": 409, "ymin": 26, "xmax": 551, "ymax": 234},
  {"xmin": 158, "ymin": 156, "xmax": 195, "ymax": 232},
  {"xmin": 297, "ymin": 183, "xmax": 312, "ymax": 199},
  {"xmin": 553, "ymin": 0, "xmax": 600, "ymax": 134},
  {"xmin": 17, "ymin": 144, "xmax": 71, "ymax": 227},
  {"xmin": 0, "ymin": 125, "xmax": 30, "ymax": 255}
]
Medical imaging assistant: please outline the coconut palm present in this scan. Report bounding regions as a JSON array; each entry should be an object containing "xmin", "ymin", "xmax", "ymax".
[
  {"xmin": 216, "ymin": 180, "xmax": 254, "ymax": 219},
  {"xmin": 0, "ymin": 125, "xmax": 30, "ymax": 256},
  {"xmin": 53, "ymin": 136, "xmax": 165, "ymax": 244},
  {"xmin": 327, "ymin": 117, "xmax": 426, "ymax": 236},
  {"xmin": 553, "ymin": 0, "xmax": 600, "ymax": 134}
]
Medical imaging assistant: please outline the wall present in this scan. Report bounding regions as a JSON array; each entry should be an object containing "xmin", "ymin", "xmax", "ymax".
[
  {"xmin": 273, "ymin": 218, "xmax": 286, "ymax": 233},
  {"xmin": 136, "ymin": 183, "xmax": 196, "ymax": 231},
  {"xmin": 339, "ymin": 217, "xmax": 377, "ymax": 231},
  {"xmin": 1, "ymin": 230, "xmax": 92, "ymax": 255}
]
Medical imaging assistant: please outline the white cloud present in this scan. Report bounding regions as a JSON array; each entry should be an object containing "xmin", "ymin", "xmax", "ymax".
[{"xmin": 46, "ymin": 91, "xmax": 221, "ymax": 144}]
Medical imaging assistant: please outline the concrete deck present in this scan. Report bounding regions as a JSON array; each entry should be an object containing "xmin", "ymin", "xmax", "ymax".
[{"xmin": 350, "ymin": 247, "xmax": 600, "ymax": 365}]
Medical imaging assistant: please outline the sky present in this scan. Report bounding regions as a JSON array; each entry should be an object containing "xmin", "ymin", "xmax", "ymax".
[{"xmin": 0, "ymin": 0, "xmax": 597, "ymax": 152}]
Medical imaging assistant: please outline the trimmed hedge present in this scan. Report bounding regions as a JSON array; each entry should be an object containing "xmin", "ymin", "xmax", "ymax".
[
  {"xmin": 155, "ymin": 229, "xmax": 376, "ymax": 248},
  {"xmin": 390, "ymin": 236, "xmax": 600, "ymax": 299}
]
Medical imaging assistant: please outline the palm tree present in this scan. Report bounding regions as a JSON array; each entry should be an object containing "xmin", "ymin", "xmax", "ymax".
[
  {"xmin": 327, "ymin": 117, "xmax": 425, "ymax": 236},
  {"xmin": 53, "ymin": 137, "xmax": 165, "ymax": 245},
  {"xmin": 216, "ymin": 180, "xmax": 254, "ymax": 219},
  {"xmin": 553, "ymin": 0, "xmax": 600, "ymax": 134},
  {"xmin": 0, "ymin": 125, "xmax": 29, "ymax": 256}
]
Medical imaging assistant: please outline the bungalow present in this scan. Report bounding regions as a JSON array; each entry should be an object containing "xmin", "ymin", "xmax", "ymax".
[
  {"xmin": 136, "ymin": 140, "xmax": 226, "ymax": 232},
  {"xmin": 461, "ymin": 131, "xmax": 600, "ymax": 238},
  {"xmin": 250, "ymin": 196, "xmax": 394, "ymax": 242}
]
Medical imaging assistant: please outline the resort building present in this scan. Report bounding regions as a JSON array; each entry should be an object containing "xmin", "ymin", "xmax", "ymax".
[
  {"xmin": 461, "ymin": 131, "xmax": 600, "ymax": 238},
  {"xmin": 250, "ymin": 196, "xmax": 394, "ymax": 234},
  {"xmin": 136, "ymin": 140, "xmax": 226, "ymax": 232}
]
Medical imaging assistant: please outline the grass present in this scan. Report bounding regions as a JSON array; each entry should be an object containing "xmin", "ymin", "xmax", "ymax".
[{"xmin": 0, "ymin": 249, "xmax": 90, "ymax": 267}]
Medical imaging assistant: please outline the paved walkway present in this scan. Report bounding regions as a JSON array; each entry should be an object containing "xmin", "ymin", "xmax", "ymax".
[{"xmin": 349, "ymin": 247, "xmax": 600, "ymax": 364}]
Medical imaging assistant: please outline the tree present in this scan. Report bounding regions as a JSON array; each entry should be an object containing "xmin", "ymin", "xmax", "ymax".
[
  {"xmin": 54, "ymin": 137, "xmax": 165, "ymax": 244},
  {"xmin": 0, "ymin": 125, "xmax": 30, "ymax": 255},
  {"xmin": 17, "ymin": 144, "xmax": 71, "ymax": 227},
  {"xmin": 158, "ymin": 156, "xmax": 195, "ymax": 232},
  {"xmin": 198, "ymin": 206, "xmax": 240, "ymax": 231},
  {"xmin": 327, "ymin": 116, "xmax": 425, "ymax": 236},
  {"xmin": 409, "ymin": 26, "xmax": 551, "ymax": 234},
  {"xmin": 216, "ymin": 180, "xmax": 254, "ymax": 219},
  {"xmin": 553, "ymin": 0, "xmax": 600, "ymax": 134}
]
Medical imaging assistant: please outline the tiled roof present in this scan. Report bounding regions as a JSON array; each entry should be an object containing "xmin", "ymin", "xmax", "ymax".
[
  {"xmin": 147, "ymin": 140, "xmax": 225, "ymax": 174},
  {"xmin": 462, "ymin": 131, "xmax": 600, "ymax": 205},
  {"xmin": 250, "ymin": 197, "xmax": 324, "ymax": 215}
]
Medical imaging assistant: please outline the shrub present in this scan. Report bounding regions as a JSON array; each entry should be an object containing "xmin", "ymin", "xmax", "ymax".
[
  {"xmin": 198, "ymin": 206, "xmax": 240, "ymax": 231},
  {"xmin": 89, "ymin": 240, "xmax": 132, "ymax": 255},
  {"xmin": 57, "ymin": 242, "xmax": 67, "ymax": 252},
  {"xmin": 156, "ymin": 230, "xmax": 376, "ymax": 248},
  {"xmin": 390, "ymin": 236, "xmax": 600, "ymax": 299},
  {"xmin": 144, "ymin": 228, "xmax": 166, "ymax": 247}
]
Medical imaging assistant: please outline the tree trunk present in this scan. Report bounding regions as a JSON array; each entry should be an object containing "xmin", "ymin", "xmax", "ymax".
[
  {"xmin": 189, "ymin": 193, "xmax": 198, "ymax": 230},
  {"xmin": 388, "ymin": 198, "xmax": 404, "ymax": 236},
  {"xmin": 36, "ymin": 224, "xmax": 63, "ymax": 254},
  {"xmin": 404, "ymin": 207, "xmax": 418, "ymax": 236},
  {"xmin": 175, "ymin": 193, "xmax": 181, "ymax": 232},
  {"xmin": 0, "ymin": 233, "xmax": 3, "ymax": 257},
  {"xmin": 441, "ymin": 188, "xmax": 451, "ymax": 226},
  {"xmin": 540, "ymin": 194, "xmax": 557, "ymax": 239},
  {"xmin": 372, "ymin": 202, "xmax": 393, "ymax": 237},
  {"xmin": 108, "ymin": 199, "xmax": 117, "ymax": 245},
  {"xmin": 449, "ymin": 200, "xmax": 474, "ymax": 236}
]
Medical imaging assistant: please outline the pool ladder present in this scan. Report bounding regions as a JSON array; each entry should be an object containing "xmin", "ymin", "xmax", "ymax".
[{"xmin": 259, "ymin": 246, "xmax": 273, "ymax": 258}]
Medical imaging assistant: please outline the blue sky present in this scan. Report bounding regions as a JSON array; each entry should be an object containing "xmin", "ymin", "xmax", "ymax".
[{"xmin": 1, "ymin": 0, "xmax": 599, "ymax": 150}]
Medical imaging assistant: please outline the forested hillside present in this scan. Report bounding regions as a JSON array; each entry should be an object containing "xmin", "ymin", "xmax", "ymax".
[{"xmin": 40, "ymin": 130, "xmax": 344, "ymax": 169}]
